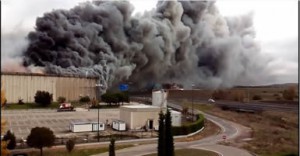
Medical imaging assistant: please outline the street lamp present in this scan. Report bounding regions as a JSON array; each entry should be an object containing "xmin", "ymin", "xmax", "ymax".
[
  {"xmin": 191, "ymin": 84, "xmax": 195, "ymax": 122},
  {"xmin": 95, "ymin": 83, "xmax": 103, "ymax": 142}
]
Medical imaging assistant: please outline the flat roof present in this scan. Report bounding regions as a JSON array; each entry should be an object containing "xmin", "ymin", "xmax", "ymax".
[
  {"xmin": 122, "ymin": 105, "xmax": 160, "ymax": 109},
  {"xmin": 120, "ymin": 104, "xmax": 162, "ymax": 112},
  {"xmin": 70, "ymin": 121, "xmax": 104, "ymax": 125}
]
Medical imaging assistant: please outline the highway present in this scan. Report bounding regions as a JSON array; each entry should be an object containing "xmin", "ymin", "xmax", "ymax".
[{"xmin": 132, "ymin": 96, "xmax": 299, "ymax": 112}]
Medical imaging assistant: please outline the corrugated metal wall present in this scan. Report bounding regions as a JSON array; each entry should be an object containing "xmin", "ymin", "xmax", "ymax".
[{"xmin": 1, "ymin": 74, "xmax": 98, "ymax": 103}]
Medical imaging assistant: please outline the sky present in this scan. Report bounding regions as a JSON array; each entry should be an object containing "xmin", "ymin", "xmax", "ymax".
[{"xmin": 1, "ymin": 0, "xmax": 298, "ymax": 84}]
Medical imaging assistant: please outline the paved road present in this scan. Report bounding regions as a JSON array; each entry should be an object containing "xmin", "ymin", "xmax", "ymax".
[{"xmin": 92, "ymin": 102, "xmax": 253, "ymax": 156}]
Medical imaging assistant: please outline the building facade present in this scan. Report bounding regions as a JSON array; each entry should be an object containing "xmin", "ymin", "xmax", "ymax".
[{"xmin": 1, "ymin": 72, "xmax": 99, "ymax": 103}]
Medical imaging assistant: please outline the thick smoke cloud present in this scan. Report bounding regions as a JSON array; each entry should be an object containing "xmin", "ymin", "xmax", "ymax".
[{"xmin": 22, "ymin": 0, "xmax": 273, "ymax": 91}]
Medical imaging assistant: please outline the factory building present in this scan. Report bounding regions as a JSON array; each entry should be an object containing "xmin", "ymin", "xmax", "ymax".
[{"xmin": 1, "ymin": 72, "xmax": 99, "ymax": 103}]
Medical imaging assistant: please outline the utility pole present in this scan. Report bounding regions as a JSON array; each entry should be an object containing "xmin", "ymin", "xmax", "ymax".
[
  {"xmin": 191, "ymin": 84, "xmax": 195, "ymax": 121},
  {"xmin": 97, "ymin": 104, "xmax": 100, "ymax": 142},
  {"xmin": 95, "ymin": 80, "xmax": 103, "ymax": 142}
]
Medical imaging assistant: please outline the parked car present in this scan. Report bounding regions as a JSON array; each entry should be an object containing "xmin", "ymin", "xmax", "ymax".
[{"xmin": 57, "ymin": 103, "xmax": 75, "ymax": 112}]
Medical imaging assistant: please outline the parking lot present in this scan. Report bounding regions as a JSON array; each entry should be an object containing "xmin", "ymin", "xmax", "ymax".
[{"xmin": 2, "ymin": 108, "xmax": 120, "ymax": 140}]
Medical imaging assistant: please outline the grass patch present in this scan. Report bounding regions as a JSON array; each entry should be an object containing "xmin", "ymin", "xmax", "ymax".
[
  {"xmin": 143, "ymin": 148, "xmax": 219, "ymax": 156},
  {"xmin": 23, "ymin": 144, "xmax": 132, "ymax": 156},
  {"xmin": 5, "ymin": 102, "xmax": 60, "ymax": 110},
  {"xmin": 5, "ymin": 102, "xmax": 87, "ymax": 110}
]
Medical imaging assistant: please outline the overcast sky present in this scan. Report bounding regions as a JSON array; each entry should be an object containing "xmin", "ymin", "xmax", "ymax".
[{"xmin": 1, "ymin": 0, "xmax": 298, "ymax": 84}]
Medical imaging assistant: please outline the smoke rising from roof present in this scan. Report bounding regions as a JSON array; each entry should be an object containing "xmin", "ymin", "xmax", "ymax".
[{"xmin": 15, "ymin": 0, "xmax": 273, "ymax": 91}]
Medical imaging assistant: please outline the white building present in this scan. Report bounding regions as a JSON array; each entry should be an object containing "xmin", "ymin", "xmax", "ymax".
[
  {"xmin": 69, "ymin": 122, "xmax": 105, "ymax": 132},
  {"xmin": 120, "ymin": 105, "xmax": 163, "ymax": 130}
]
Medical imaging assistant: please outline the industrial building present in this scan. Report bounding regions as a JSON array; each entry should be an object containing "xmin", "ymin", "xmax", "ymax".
[
  {"xmin": 1, "ymin": 72, "xmax": 99, "ymax": 103},
  {"xmin": 120, "ymin": 105, "xmax": 162, "ymax": 130}
]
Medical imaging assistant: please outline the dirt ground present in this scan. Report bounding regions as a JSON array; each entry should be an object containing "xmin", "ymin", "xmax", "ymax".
[{"xmin": 199, "ymin": 105, "xmax": 298, "ymax": 156}]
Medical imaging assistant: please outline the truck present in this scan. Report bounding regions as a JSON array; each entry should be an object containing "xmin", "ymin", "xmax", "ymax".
[{"xmin": 57, "ymin": 103, "xmax": 75, "ymax": 112}]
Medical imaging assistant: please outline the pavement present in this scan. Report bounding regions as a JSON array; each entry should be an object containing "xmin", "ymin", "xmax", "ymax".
[
  {"xmin": 2, "ymin": 108, "xmax": 120, "ymax": 139},
  {"xmin": 91, "ymin": 102, "xmax": 253, "ymax": 156}
]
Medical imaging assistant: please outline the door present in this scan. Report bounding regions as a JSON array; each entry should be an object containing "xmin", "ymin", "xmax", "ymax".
[
  {"xmin": 148, "ymin": 119, "xmax": 153, "ymax": 129},
  {"xmin": 92, "ymin": 123, "xmax": 98, "ymax": 131}
]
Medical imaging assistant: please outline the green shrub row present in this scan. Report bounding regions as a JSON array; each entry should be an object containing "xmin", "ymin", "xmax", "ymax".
[{"xmin": 172, "ymin": 114, "xmax": 205, "ymax": 136}]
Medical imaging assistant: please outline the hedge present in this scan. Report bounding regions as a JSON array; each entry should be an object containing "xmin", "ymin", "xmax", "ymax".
[{"xmin": 172, "ymin": 114, "xmax": 205, "ymax": 136}]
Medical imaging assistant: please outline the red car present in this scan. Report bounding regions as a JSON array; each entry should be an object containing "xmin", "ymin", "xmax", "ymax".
[{"xmin": 57, "ymin": 103, "xmax": 75, "ymax": 112}]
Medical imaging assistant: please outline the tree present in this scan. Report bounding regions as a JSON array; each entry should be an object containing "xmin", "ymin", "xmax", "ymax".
[
  {"xmin": 57, "ymin": 96, "xmax": 66, "ymax": 103},
  {"xmin": 1, "ymin": 82, "xmax": 9, "ymax": 156},
  {"xmin": 27, "ymin": 127, "xmax": 55, "ymax": 156},
  {"xmin": 34, "ymin": 91, "xmax": 53, "ymax": 106},
  {"xmin": 79, "ymin": 96, "xmax": 91, "ymax": 103},
  {"xmin": 109, "ymin": 137, "xmax": 115, "ymax": 156},
  {"xmin": 165, "ymin": 109, "xmax": 174, "ymax": 156},
  {"xmin": 3, "ymin": 130, "xmax": 16, "ymax": 150},
  {"xmin": 282, "ymin": 87, "xmax": 296, "ymax": 100},
  {"xmin": 65, "ymin": 139, "xmax": 75, "ymax": 153},
  {"xmin": 158, "ymin": 111, "xmax": 166, "ymax": 156}
]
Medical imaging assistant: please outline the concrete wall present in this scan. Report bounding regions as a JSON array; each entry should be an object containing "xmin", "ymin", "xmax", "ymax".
[
  {"xmin": 1, "ymin": 73, "xmax": 98, "ymax": 103},
  {"xmin": 131, "ymin": 111, "xmax": 159, "ymax": 129}
]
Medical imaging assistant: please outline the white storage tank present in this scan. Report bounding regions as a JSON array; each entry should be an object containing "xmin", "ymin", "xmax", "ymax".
[
  {"xmin": 112, "ymin": 120, "xmax": 126, "ymax": 131},
  {"xmin": 152, "ymin": 90, "xmax": 168, "ymax": 108},
  {"xmin": 170, "ymin": 110, "xmax": 182, "ymax": 127}
]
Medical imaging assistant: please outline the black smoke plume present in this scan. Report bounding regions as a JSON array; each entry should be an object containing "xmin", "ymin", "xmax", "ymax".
[{"xmin": 23, "ymin": 0, "xmax": 272, "ymax": 91}]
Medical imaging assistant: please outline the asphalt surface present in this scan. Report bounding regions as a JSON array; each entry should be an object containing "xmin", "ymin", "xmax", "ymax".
[
  {"xmin": 2, "ymin": 108, "xmax": 120, "ymax": 139},
  {"xmin": 92, "ymin": 102, "xmax": 253, "ymax": 156}
]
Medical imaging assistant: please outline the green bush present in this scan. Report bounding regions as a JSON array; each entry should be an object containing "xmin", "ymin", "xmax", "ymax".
[
  {"xmin": 65, "ymin": 139, "xmax": 75, "ymax": 153},
  {"xmin": 3, "ymin": 130, "xmax": 16, "ymax": 150},
  {"xmin": 172, "ymin": 114, "xmax": 204, "ymax": 136},
  {"xmin": 57, "ymin": 96, "xmax": 66, "ymax": 103},
  {"xmin": 79, "ymin": 96, "xmax": 91, "ymax": 103},
  {"xmin": 101, "ymin": 92, "xmax": 129, "ymax": 105},
  {"xmin": 34, "ymin": 91, "xmax": 53, "ymax": 106}
]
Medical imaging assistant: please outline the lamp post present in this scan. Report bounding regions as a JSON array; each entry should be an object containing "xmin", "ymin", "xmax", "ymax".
[
  {"xmin": 191, "ymin": 84, "xmax": 195, "ymax": 121},
  {"xmin": 95, "ymin": 83, "xmax": 103, "ymax": 142}
]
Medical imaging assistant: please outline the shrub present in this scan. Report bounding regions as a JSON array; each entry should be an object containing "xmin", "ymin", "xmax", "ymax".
[
  {"xmin": 3, "ymin": 130, "xmax": 16, "ymax": 150},
  {"xmin": 65, "ymin": 139, "xmax": 75, "ymax": 153},
  {"xmin": 101, "ymin": 92, "xmax": 129, "ymax": 105},
  {"xmin": 79, "ymin": 96, "xmax": 91, "ymax": 103},
  {"xmin": 34, "ymin": 91, "xmax": 53, "ymax": 106},
  {"xmin": 18, "ymin": 99, "xmax": 24, "ymax": 105},
  {"xmin": 57, "ymin": 96, "xmax": 66, "ymax": 103},
  {"xmin": 252, "ymin": 95, "xmax": 262, "ymax": 100},
  {"xmin": 172, "ymin": 114, "xmax": 204, "ymax": 136},
  {"xmin": 282, "ymin": 87, "xmax": 296, "ymax": 100}
]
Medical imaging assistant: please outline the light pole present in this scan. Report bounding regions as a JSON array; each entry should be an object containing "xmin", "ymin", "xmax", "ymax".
[
  {"xmin": 191, "ymin": 84, "xmax": 195, "ymax": 121},
  {"xmin": 95, "ymin": 83, "xmax": 103, "ymax": 142}
]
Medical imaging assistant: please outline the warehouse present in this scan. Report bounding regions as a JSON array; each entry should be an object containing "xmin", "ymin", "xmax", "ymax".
[{"xmin": 1, "ymin": 72, "xmax": 99, "ymax": 103}]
